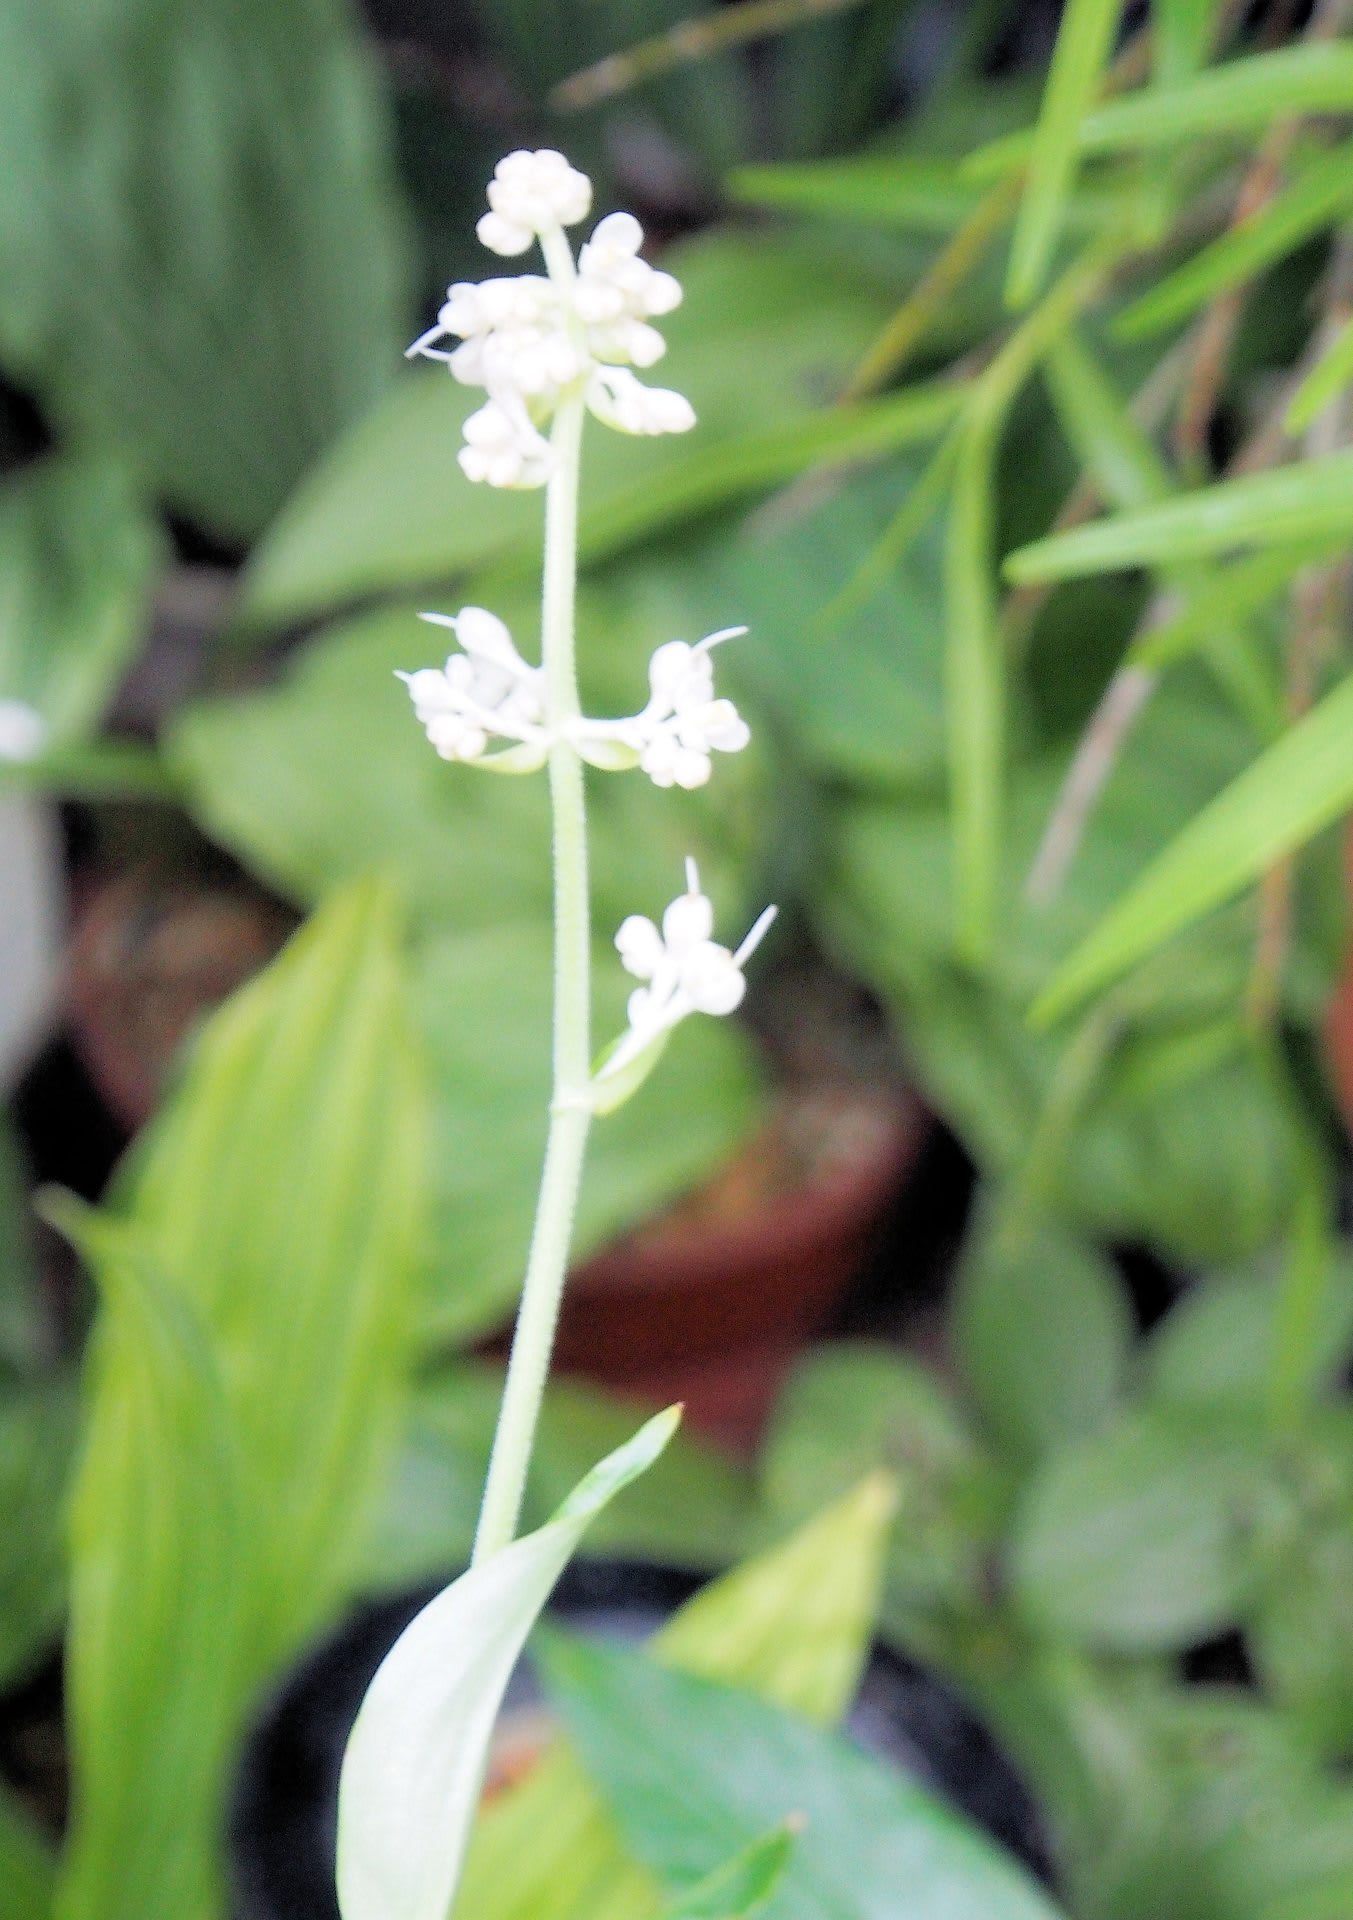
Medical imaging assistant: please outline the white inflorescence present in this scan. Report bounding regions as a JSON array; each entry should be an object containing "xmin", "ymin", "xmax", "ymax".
[
  {"xmin": 407, "ymin": 151, "xmax": 695, "ymax": 488},
  {"xmin": 601, "ymin": 859, "xmax": 777, "ymax": 1079},
  {"xmin": 0, "ymin": 699, "xmax": 47, "ymax": 763},
  {"xmin": 397, "ymin": 607, "xmax": 549, "ymax": 771}
]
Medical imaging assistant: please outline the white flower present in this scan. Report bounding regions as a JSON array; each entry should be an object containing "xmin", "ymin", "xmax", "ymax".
[
  {"xmin": 476, "ymin": 149, "xmax": 592, "ymax": 257},
  {"xmin": 0, "ymin": 700, "xmax": 46, "ymax": 763},
  {"xmin": 599, "ymin": 859, "xmax": 777, "ymax": 1080},
  {"xmin": 397, "ymin": 608, "xmax": 548, "ymax": 770},
  {"xmin": 573, "ymin": 626, "xmax": 750, "ymax": 788},
  {"xmin": 407, "ymin": 151, "xmax": 695, "ymax": 487}
]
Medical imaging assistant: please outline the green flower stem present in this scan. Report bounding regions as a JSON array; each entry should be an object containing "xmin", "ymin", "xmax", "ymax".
[{"xmin": 472, "ymin": 388, "xmax": 591, "ymax": 1565}]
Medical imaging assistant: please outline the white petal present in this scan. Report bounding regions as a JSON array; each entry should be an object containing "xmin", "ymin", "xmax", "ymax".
[
  {"xmin": 454, "ymin": 607, "xmax": 521, "ymax": 672},
  {"xmin": 477, "ymin": 210, "xmax": 534, "ymax": 256},
  {"xmin": 662, "ymin": 889, "xmax": 714, "ymax": 953},
  {"xmin": 681, "ymin": 944, "xmax": 746, "ymax": 1016},
  {"xmin": 615, "ymin": 915, "xmax": 664, "ymax": 980}
]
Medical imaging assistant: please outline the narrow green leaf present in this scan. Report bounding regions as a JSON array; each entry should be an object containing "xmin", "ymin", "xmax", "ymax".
[
  {"xmin": 1286, "ymin": 309, "xmax": 1353, "ymax": 435},
  {"xmin": 1033, "ymin": 671, "xmax": 1353, "ymax": 1023},
  {"xmin": 945, "ymin": 420, "xmax": 1003, "ymax": 964},
  {"xmin": 1005, "ymin": 0, "xmax": 1124, "ymax": 306},
  {"xmin": 1006, "ymin": 450, "xmax": 1353, "ymax": 583},
  {"xmin": 1117, "ymin": 144, "xmax": 1353, "ymax": 340},
  {"xmin": 335, "ymin": 1408, "xmax": 681, "ymax": 1920},
  {"xmin": 0, "ymin": 1377, "xmax": 75, "ymax": 1691},
  {"xmin": 1130, "ymin": 542, "xmax": 1337, "ymax": 670},
  {"xmin": 539, "ymin": 1632, "xmax": 1067, "ymax": 1920},
  {"xmin": 1044, "ymin": 325, "xmax": 1172, "ymax": 508},
  {"xmin": 1153, "ymin": 0, "xmax": 1224, "ymax": 84},
  {"xmin": 969, "ymin": 45, "xmax": 1353, "ymax": 173},
  {"xmin": 659, "ymin": 1826, "xmax": 797, "ymax": 1920}
]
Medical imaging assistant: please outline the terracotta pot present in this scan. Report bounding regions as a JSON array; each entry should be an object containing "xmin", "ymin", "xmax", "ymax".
[
  {"xmin": 66, "ymin": 865, "xmax": 294, "ymax": 1131},
  {"xmin": 550, "ymin": 1080, "xmax": 928, "ymax": 1452}
]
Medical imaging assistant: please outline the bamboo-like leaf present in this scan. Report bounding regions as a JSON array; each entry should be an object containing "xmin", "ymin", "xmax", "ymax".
[
  {"xmin": 1153, "ymin": 0, "xmax": 1225, "ymax": 83},
  {"xmin": 945, "ymin": 421, "xmax": 1003, "ymax": 965},
  {"xmin": 969, "ymin": 44, "xmax": 1353, "ymax": 174},
  {"xmin": 1117, "ymin": 143, "xmax": 1353, "ymax": 340},
  {"xmin": 0, "ymin": 1784, "xmax": 55, "ymax": 1919},
  {"xmin": 1006, "ymin": 451, "xmax": 1353, "ymax": 582},
  {"xmin": 1033, "ymin": 672, "xmax": 1353, "ymax": 1023},
  {"xmin": 1005, "ymin": 0, "xmax": 1124, "ymax": 307},
  {"xmin": 335, "ymin": 1408, "xmax": 681, "ymax": 1920},
  {"xmin": 1286, "ymin": 309, "xmax": 1353, "ymax": 435},
  {"xmin": 1044, "ymin": 326, "xmax": 1171, "ymax": 508}
]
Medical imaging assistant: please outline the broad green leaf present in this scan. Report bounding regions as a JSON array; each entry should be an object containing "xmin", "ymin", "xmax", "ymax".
[
  {"xmin": 54, "ymin": 881, "xmax": 425, "ymax": 1918},
  {"xmin": 0, "ymin": 1120, "xmax": 46, "ymax": 1374},
  {"xmin": 0, "ymin": 1378, "xmax": 75, "ymax": 1691},
  {"xmin": 954, "ymin": 1209, "xmax": 1132, "ymax": 1464},
  {"xmin": 1286, "ymin": 310, "xmax": 1353, "ymax": 435},
  {"xmin": 414, "ymin": 924, "xmax": 763, "ymax": 1344},
  {"xmin": 539, "ymin": 1630, "xmax": 1066, "ymax": 1920},
  {"xmin": 459, "ymin": 1478, "xmax": 897, "ymax": 1920},
  {"xmin": 0, "ymin": 457, "xmax": 160, "ymax": 762},
  {"xmin": 0, "ymin": 1786, "xmax": 55, "ymax": 1919},
  {"xmin": 730, "ymin": 154, "xmax": 992, "ymax": 230},
  {"xmin": 1033, "ymin": 671, "xmax": 1353, "ymax": 1024},
  {"xmin": 969, "ymin": 45, "xmax": 1353, "ymax": 171},
  {"xmin": 0, "ymin": 0, "xmax": 411, "ymax": 541},
  {"xmin": 1117, "ymin": 144, "xmax": 1353, "ymax": 340},
  {"xmin": 237, "ymin": 234, "xmax": 916, "ymax": 629},
  {"xmin": 1005, "ymin": 0, "xmax": 1123, "ymax": 306},
  {"xmin": 1006, "ymin": 451, "xmax": 1353, "ymax": 584},
  {"xmin": 335, "ymin": 1407, "xmax": 680, "ymax": 1920},
  {"xmin": 660, "ymin": 1828, "xmax": 797, "ymax": 1920},
  {"xmin": 758, "ymin": 1347, "xmax": 1000, "ymax": 1662},
  {"xmin": 358, "ymin": 1362, "xmax": 756, "ymax": 1596},
  {"xmin": 1146, "ymin": 1257, "xmax": 1353, "ymax": 1413},
  {"xmin": 1010, "ymin": 1408, "xmax": 1269, "ymax": 1650},
  {"xmin": 50, "ymin": 1208, "xmax": 242, "ymax": 1920}
]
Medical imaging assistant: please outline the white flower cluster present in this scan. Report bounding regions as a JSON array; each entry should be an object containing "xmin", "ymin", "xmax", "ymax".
[
  {"xmin": 401, "ymin": 613, "xmax": 750, "ymax": 791},
  {"xmin": 601, "ymin": 860, "xmax": 777, "ymax": 1080},
  {"xmin": 0, "ymin": 699, "xmax": 47, "ymax": 764},
  {"xmin": 407, "ymin": 150, "xmax": 694, "ymax": 488}
]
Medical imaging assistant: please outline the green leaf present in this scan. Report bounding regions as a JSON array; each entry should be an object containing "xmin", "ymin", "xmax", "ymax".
[
  {"xmin": 969, "ymin": 45, "xmax": 1353, "ymax": 171},
  {"xmin": 0, "ymin": 1377, "xmax": 75, "ymax": 1692},
  {"xmin": 335, "ymin": 1407, "xmax": 680, "ymax": 1920},
  {"xmin": 1005, "ymin": 0, "xmax": 1124, "ymax": 306},
  {"xmin": 954, "ymin": 1209, "xmax": 1132, "ymax": 1465},
  {"xmin": 48, "ymin": 1206, "xmax": 243, "ymax": 1920},
  {"xmin": 1010, "ymin": 1408, "xmax": 1269, "ymax": 1650},
  {"xmin": 1043, "ymin": 326, "xmax": 1172, "ymax": 511},
  {"xmin": 0, "ymin": 0, "xmax": 412, "ymax": 541},
  {"xmin": 53, "ymin": 880, "xmax": 426, "ymax": 1919},
  {"xmin": 758, "ymin": 1347, "xmax": 999, "ymax": 1662},
  {"xmin": 1007, "ymin": 451, "xmax": 1353, "ymax": 584},
  {"xmin": 945, "ymin": 420, "xmax": 1004, "ymax": 963},
  {"xmin": 0, "ymin": 456, "xmax": 160, "ymax": 762},
  {"xmin": 358, "ymin": 1362, "xmax": 757, "ymax": 1597},
  {"xmin": 659, "ymin": 1827, "xmax": 798, "ymax": 1920},
  {"xmin": 1146, "ymin": 1257, "xmax": 1353, "ymax": 1414},
  {"xmin": 235, "ymin": 233, "xmax": 931, "ymax": 629},
  {"xmin": 0, "ymin": 1786, "xmax": 55, "ymax": 1919},
  {"xmin": 1286, "ymin": 310, "xmax": 1353, "ymax": 435},
  {"xmin": 459, "ymin": 1477, "xmax": 898, "ymax": 1920},
  {"xmin": 539, "ymin": 1630, "xmax": 1067, "ymax": 1920},
  {"xmin": 1116, "ymin": 143, "xmax": 1353, "ymax": 340},
  {"xmin": 1153, "ymin": 0, "xmax": 1224, "ymax": 83},
  {"xmin": 1033, "ymin": 670, "xmax": 1353, "ymax": 1024}
]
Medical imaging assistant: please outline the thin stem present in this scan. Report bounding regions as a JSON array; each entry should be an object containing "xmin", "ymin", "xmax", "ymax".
[{"xmin": 472, "ymin": 390, "xmax": 591, "ymax": 1566}]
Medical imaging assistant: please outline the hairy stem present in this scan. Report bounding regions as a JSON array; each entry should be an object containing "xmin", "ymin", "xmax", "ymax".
[{"xmin": 472, "ymin": 390, "xmax": 591, "ymax": 1564}]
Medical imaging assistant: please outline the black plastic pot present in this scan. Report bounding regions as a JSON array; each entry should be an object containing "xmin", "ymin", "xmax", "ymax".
[{"xmin": 230, "ymin": 1559, "xmax": 1053, "ymax": 1920}]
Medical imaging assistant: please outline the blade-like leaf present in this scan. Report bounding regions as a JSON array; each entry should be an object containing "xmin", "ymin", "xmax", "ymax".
[
  {"xmin": 1033, "ymin": 671, "xmax": 1353, "ymax": 1023},
  {"xmin": 945, "ymin": 419, "xmax": 1003, "ymax": 965},
  {"xmin": 1286, "ymin": 309, "xmax": 1353, "ymax": 435},
  {"xmin": 969, "ymin": 45, "xmax": 1353, "ymax": 172},
  {"xmin": 335, "ymin": 1407, "xmax": 681, "ymax": 1920},
  {"xmin": 1116, "ymin": 143, "xmax": 1353, "ymax": 340},
  {"xmin": 539, "ymin": 1631, "xmax": 1066, "ymax": 1920},
  {"xmin": 660, "ymin": 1827, "xmax": 797, "ymax": 1920},
  {"xmin": 1006, "ymin": 451, "xmax": 1353, "ymax": 583},
  {"xmin": 1005, "ymin": 0, "xmax": 1124, "ymax": 307},
  {"xmin": 0, "ymin": 1377, "xmax": 76, "ymax": 1691},
  {"xmin": 1153, "ymin": 0, "xmax": 1224, "ymax": 83}
]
